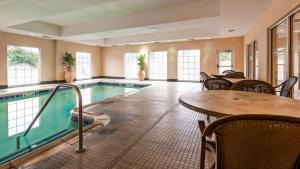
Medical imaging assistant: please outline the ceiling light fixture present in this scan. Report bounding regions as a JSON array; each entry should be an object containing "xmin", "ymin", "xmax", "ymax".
[
  {"xmin": 277, "ymin": 48, "xmax": 284, "ymax": 51},
  {"xmin": 42, "ymin": 35, "xmax": 51, "ymax": 39},
  {"xmin": 228, "ymin": 29, "xmax": 235, "ymax": 32},
  {"xmin": 293, "ymin": 30, "xmax": 300, "ymax": 33},
  {"xmin": 150, "ymin": 27, "xmax": 157, "ymax": 31}
]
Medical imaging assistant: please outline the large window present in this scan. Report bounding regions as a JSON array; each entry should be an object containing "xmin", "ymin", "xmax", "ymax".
[
  {"xmin": 177, "ymin": 49, "xmax": 200, "ymax": 81},
  {"xmin": 76, "ymin": 52, "xmax": 91, "ymax": 80},
  {"xmin": 247, "ymin": 41, "xmax": 259, "ymax": 80},
  {"xmin": 270, "ymin": 20, "xmax": 289, "ymax": 86},
  {"xmin": 124, "ymin": 52, "xmax": 139, "ymax": 79},
  {"xmin": 217, "ymin": 50, "xmax": 234, "ymax": 74},
  {"xmin": 148, "ymin": 51, "xmax": 168, "ymax": 80},
  {"xmin": 8, "ymin": 97, "xmax": 40, "ymax": 136},
  {"xmin": 7, "ymin": 46, "xmax": 40, "ymax": 86}
]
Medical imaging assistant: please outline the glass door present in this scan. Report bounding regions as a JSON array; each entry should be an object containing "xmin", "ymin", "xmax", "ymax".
[
  {"xmin": 247, "ymin": 43, "xmax": 254, "ymax": 79},
  {"xmin": 271, "ymin": 20, "xmax": 289, "ymax": 86},
  {"xmin": 254, "ymin": 41, "xmax": 259, "ymax": 80},
  {"xmin": 292, "ymin": 11, "xmax": 300, "ymax": 98},
  {"xmin": 217, "ymin": 50, "xmax": 234, "ymax": 74},
  {"xmin": 247, "ymin": 41, "xmax": 259, "ymax": 79}
]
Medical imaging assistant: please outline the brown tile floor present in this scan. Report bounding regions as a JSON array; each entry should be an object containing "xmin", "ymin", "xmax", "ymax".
[{"xmin": 23, "ymin": 82, "xmax": 211, "ymax": 169}]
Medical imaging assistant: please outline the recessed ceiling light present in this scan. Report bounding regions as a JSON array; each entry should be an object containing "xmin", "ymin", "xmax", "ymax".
[
  {"xmin": 277, "ymin": 48, "xmax": 285, "ymax": 51},
  {"xmin": 295, "ymin": 19, "xmax": 300, "ymax": 23},
  {"xmin": 42, "ymin": 35, "xmax": 51, "ymax": 39},
  {"xmin": 228, "ymin": 29, "xmax": 235, "ymax": 32},
  {"xmin": 150, "ymin": 27, "xmax": 157, "ymax": 31}
]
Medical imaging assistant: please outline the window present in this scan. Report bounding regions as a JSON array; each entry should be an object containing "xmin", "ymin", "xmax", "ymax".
[
  {"xmin": 124, "ymin": 52, "xmax": 139, "ymax": 79},
  {"xmin": 8, "ymin": 97, "xmax": 40, "ymax": 136},
  {"xmin": 76, "ymin": 52, "xmax": 91, "ymax": 80},
  {"xmin": 270, "ymin": 20, "xmax": 289, "ymax": 86},
  {"xmin": 148, "ymin": 51, "xmax": 168, "ymax": 80},
  {"xmin": 177, "ymin": 49, "xmax": 200, "ymax": 81},
  {"xmin": 247, "ymin": 41, "xmax": 259, "ymax": 80},
  {"xmin": 217, "ymin": 50, "xmax": 234, "ymax": 74},
  {"xmin": 7, "ymin": 46, "xmax": 40, "ymax": 86}
]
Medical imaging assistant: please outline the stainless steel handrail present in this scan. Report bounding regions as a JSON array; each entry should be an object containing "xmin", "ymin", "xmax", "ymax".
[{"xmin": 16, "ymin": 84, "xmax": 86, "ymax": 153}]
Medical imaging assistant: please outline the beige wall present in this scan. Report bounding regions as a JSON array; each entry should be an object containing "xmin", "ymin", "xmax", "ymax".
[
  {"xmin": 0, "ymin": 33, "xmax": 243, "ymax": 85},
  {"xmin": 55, "ymin": 41, "xmax": 101, "ymax": 81},
  {"xmin": 244, "ymin": 0, "xmax": 299, "ymax": 81},
  {"xmin": 0, "ymin": 32, "xmax": 56, "ymax": 85},
  {"xmin": 101, "ymin": 37, "xmax": 244, "ymax": 79},
  {"xmin": 0, "ymin": 32, "xmax": 101, "ymax": 86}
]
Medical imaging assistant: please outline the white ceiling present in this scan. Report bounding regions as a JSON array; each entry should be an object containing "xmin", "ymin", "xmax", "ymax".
[{"xmin": 0, "ymin": 0, "xmax": 273, "ymax": 46}]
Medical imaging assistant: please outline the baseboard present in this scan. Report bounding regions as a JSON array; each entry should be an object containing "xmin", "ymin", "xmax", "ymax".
[
  {"xmin": 167, "ymin": 79, "xmax": 178, "ymax": 82},
  {"xmin": 0, "ymin": 85, "xmax": 8, "ymax": 89},
  {"xmin": 167, "ymin": 79, "xmax": 202, "ymax": 83},
  {"xmin": 92, "ymin": 76, "xmax": 101, "ymax": 79},
  {"xmin": 99, "ymin": 76, "xmax": 125, "ymax": 79},
  {"xmin": 40, "ymin": 80, "xmax": 65, "ymax": 84}
]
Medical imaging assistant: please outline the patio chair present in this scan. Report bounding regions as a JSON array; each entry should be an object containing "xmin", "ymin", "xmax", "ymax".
[
  {"xmin": 224, "ymin": 72, "xmax": 245, "ymax": 79},
  {"xmin": 222, "ymin": 70, "xmax": 235, "ymax": 74},
  {"xmin": 200, "ymin": 114, "xmax": 300, "ymax": 169},
  {"xmin": 231, "ymin": 80, "xmax": 275, "ymax": 95},
  {"xmin": 204, "ymin": 78, "xmax": 233, "ymax": 90},
  {"xmin": 200, "ymin": 72, "xmax": 211, "ymax": 90},
  {"xmin": 274, "ymin": 76, "xmax": 298, "ymax": 98}
]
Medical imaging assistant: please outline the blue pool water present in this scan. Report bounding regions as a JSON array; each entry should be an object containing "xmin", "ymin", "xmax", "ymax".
[{"xmin": 0, "ymin": 83, "xmax": 144, "ymax": 164}]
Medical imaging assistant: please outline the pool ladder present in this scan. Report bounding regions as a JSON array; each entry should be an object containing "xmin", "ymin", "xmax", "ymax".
[{"xmin": 16, "ymin": 84, "xmax": 86, "ymax": 153}]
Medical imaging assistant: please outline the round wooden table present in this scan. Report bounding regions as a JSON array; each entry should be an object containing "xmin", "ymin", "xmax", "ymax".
[{"xmin": 179, "ymin": 90, "xmax": 300, "ymax": 118}]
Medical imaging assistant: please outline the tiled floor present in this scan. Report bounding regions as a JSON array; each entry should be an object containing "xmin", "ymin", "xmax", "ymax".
[{"xmin": 16, "ymin": 81, "xmax": 211, "ymax": 169}]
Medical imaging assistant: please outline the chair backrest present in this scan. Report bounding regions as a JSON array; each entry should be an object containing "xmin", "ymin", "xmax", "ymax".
[
  {"xmin": 231, "ymin": 80, "xmax": 275, "ymax": 95},
  {"xmin": 202, "ymin": 115, "xmax": 300, "ymax": 169},
  {"xmin": 224, "ymin": 72, "xmax": 245, "ymax": 79},
  {"xmin": 280, "ymin": 76, "xmax": 298, "ymax": 97},
  {"xmin": 222, "ymin": 70, "xmax": 235, "ymax": 74},
  {"xmin": 204, "ymin": 78, "xmax": 233, "ymax": 90},
  {"xmin": 200, "ymin": 72, "xmax": 210, "ymax": 82}
]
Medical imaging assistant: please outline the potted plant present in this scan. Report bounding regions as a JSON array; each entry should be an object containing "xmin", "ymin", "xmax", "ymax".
[
  {"xmin": 62, "ymin": 52, "xmax": 75, "ymax": 83},
  {"xmin": 137, "ymin": 54, "xmax": 146, "ymax": 81}
]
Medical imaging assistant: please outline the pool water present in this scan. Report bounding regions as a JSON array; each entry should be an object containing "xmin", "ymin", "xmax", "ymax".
[{"xmin": 0, "ymin": 83, "xmax": 142, "ymax": 164}]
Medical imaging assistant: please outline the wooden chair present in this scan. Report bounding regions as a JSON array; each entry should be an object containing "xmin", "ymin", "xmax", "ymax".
[
  {"xmin": 200, "ymin": 115, "xmax": 300, "ymax": 169},
  {"xmin": 222, "ymin": 70, "xmax": 235, "ymax": 74},
  {"xmin": 204, "ymin": 78, "xmax": 233, "ymax": 90},
  {"xmin": 200, "ymin": 72, "xmax": 211, "ymax": 90},
  {"xmin": 231, "ymin": 80, "xmax": 275, "ymax": 95},
  {"xmin": 274, "ymin": 76, "xmax": 298, "ymax": 98},
  {"xmin": 224, "ymin": 72, "xmax": 245, "ymax": 79}
]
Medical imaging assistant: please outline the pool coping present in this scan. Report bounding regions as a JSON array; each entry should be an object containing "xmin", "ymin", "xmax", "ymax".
[
  {"xmin": 0, "ymin": 80, "xmax": 151, "ymax": 101},
  {"xmin": 0, "ymin": 79, "xmax": 152, "ymax": 169}
]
